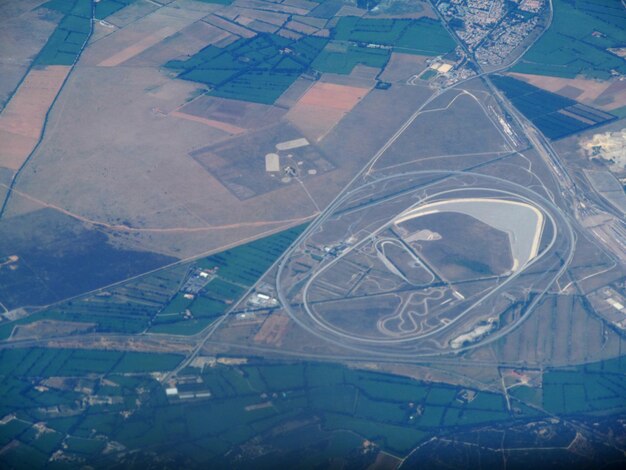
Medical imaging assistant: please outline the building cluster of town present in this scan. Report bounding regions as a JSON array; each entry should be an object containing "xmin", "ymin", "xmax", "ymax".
[
  {"xmin": 475, "ymin": 10, "xmax": 540, "ymax": 65},
  {"xmin": 438, "ymin": 0, "xmax": 546, "ymax": 66}
]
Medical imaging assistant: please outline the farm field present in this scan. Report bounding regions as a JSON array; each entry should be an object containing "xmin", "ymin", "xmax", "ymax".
[
  {"xmin": 37, "ymin": 0, "xmax": 92, "ymax": 66},
  {"xmin": 0, "ymin": 354, "xmax": 622, "ymax": 466},
  {"xmin": 149, "ymin": 224, "xmax": 307, "ymax": 334},
  {"xmin": 1, "ymin": 1, "xmax": 625, "ymax": 467},
  {"xmin": 167, "ymin": 33, "xmax": 328, "ymax": 104},
  {"xmin": 333, "ymin": 16, "xmax": 455, "ymax": 55},
  {"xmin": 0, "ymin": 224, "xmax": 306, "ymax": 339},
  {"xmin": 0, "ymin": 0, "xmax": 61, "ymax": 110},
  {"xmin": 542, "ymin": 356, "xmax": 626, "ymax": 415},
  {"xmin": 507, "ymin": 73, "xmax": 626, "ymax": 112},
  {"xmin": 492, "ymin": 75, "xmax": 616, "ymax": 140},
  {"xmin": 312, "ymin": 42, "xmax": 389, "ymax": 74},
  {"xmin": 94, "ymin": 0, "xmax": 138, "ymax": 20},
  {"xmin": 512, "ymin": 0, "xmax": 626, "ymax": 79},
  {"xmin": 0, "ymin": 65, "xmax": 70, "ymax": 171}
]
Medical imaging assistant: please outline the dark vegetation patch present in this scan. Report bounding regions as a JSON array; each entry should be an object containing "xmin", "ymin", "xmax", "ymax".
[
  {"xmin": 542, "ymin": 355, "xmax": 626, "ymax": 415},
  {"xmin": 332, "ymin": 16, "xmax": 455, "ymax": 55},
  {"xmin": 38, "ymin": 0, "xmax": 92, "ymax": 65},
  {"xmin": 94, "ymin": 0, "xmax": 137, "ymax": 19},
  {"xmin": 0, "ymin": 208, "xmax": 175, "ymax": 310},
  {"xmin": 0, "ymin": 348, "xmax": 183, "ymax": 380},
  {"xmin": 402, "ymin": 412, "xmax": 625, "ymax": 470},
  {"xmin": 0, "ymin": 353, "xmax": 623, "ymax": 465},
  {"xmin": 492, "ymin": 75, "xmax": 616, "ymax": 139},
  {"xmin": 512, "ymin": 0, "xmax": 626, "ymax": 79},
  {"xmin": 166, "ymin": 33, "xmax": 328, "ymax": 104},
  {"xmin": 312, "ymin": 42, "xmax": 390, "ymax": 74}
]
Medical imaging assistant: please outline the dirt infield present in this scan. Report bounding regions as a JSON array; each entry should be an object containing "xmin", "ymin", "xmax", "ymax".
[
  {"xmin": 286, "ymin": 81, "xmax": 370, "ymax": 141},
  {"xmin": 0, "ymin": 65, "xmax": 70, "ymax": 170},
  {"xmin": 508, "ymin": 72, "xmax": 626, "ymax": 111}
]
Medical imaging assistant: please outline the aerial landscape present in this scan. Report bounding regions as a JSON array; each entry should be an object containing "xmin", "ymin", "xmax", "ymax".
[{"xmin": 0, "ymin": 0, "xmax": 625, "ymax": 468}]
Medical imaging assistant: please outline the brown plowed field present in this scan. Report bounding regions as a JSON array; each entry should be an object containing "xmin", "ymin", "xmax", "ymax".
[{"xmin": 286, "ymin": 81, "xmax": 369, "ymax": 141}]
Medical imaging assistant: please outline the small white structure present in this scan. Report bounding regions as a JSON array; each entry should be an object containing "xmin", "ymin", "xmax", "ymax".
[
  {"xmin": 265, "ymin": 153, "xmax": 280, "ymax": 172},
  {"xmin": 165, "ymin": 387, "xmax": 179, "ymax": 397},
  {"xmin": 607, "ymin": 298, "xmax": 625, "ymax": 311},
  {"xmin": 248, "ymin": 292, "xmax": 279, "ymax": 307},
  {"xmin": 276, "ymin": 138, "xmax": 309, "ymax": 151}
]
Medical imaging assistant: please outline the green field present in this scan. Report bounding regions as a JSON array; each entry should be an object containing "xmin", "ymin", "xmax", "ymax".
[
  {"xmin": 312, "ymin": 42, "xmax": 390, "ymax": 74},
  {"xmin": 542, "ymin": 356, "xmax": 626, "ymax": 414},
  {"xmin": 0, "ymin": 348, "xmax": 183, "ymax": 377},
  {"xmin": 420, "ymin": 68, "xmax": 438, "ymax": 80},
  {"xmin": 512, "ymin": 0, "xmax": 626, "ymax": 79},
  {"xmin": 610, "ymin": 105, "xmax": 626, "ymax": 118},
  {"xmin": 311, "ymin": 16, "xmax": 455, "ymax": 75},
  {"xmin": 196, "ymin": 225, "xmax": 307, "ymax": 284},
  {"xmin": 167, "ymin": 16, "xmax": 453, "ymax": 91},
  {"xmin": 94, "ymin": 0, "xmax": 137, "ymax": 19},
  {"xmin": 38, "ymin": 0, "xmax": 92, "ymax": 65},
  {"xmin": 167, "ymin": 34, "xmax": 328, "ymax": 104},
  {"xmin": 148, "ymin": 224, "xmax": 307, "ymax": 334},
  {"xmin": 1, "ymin": 354, "xmax": 624, "ymax": 465},
  {"xmin": 332, "ymin": 16, "xmax": 455, "ymax": 55}
]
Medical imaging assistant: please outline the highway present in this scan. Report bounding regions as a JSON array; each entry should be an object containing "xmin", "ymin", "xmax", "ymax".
[
  {"xmin": 3, "ymin": 0, "xmax": 623, "ymax": 375},
  {"xmin": 177, "ymin": 0, "xmax": 598, "ymax": 368},
  {"xmin": 431, "ymin": 0, "xmax": 625, "ymax": 265}
]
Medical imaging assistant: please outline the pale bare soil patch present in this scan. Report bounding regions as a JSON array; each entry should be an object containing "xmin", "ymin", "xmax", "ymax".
[
  {"xmin": 98, "ymin": 26, "xmax": 181, "ymax": 67},
  {"xmin": 82, "ymin": 0, "xmax": 216, "ymax": 67},
  {"xmin": 0, "ymin": 0, "xmax": 60, "ymax": 110},
  {"xmin": 508, "ymin": 72, "xmax": 626, "ymax": 111},
  {"xmin": 379, "ymin": 52, "xmax": 429, "ymax": 83},
  {"xmin": 170, "ymin": 111, "xmax": 247, "ymax": 134},
  {"xmin": 0, "ymin": 65, "xmax": 70, "ymax": 170},
  {"xmin": 287, "ymin": 81, "xmax": 370, "ymax": 141}
]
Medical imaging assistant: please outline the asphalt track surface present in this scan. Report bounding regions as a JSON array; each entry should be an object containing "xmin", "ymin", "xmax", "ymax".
[{"xmin": 275, "ymin": 171, "xmax": 575, "ymax": 358}]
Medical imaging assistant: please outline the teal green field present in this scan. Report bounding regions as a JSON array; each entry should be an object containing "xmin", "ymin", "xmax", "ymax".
[
  {"xmin": 37, "ymin": 0, "xmax": 92, "ymax": 66},
  {"xmin": 513, "ymin": 0, "xmax": 626, "ymax": 79},
  {"xmin": 1, "ymin": 354, "xmax": 623, "ymax": 466}
]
